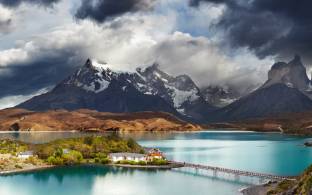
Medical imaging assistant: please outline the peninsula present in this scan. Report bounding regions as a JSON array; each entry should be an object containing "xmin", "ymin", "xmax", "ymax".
[{"xmin": 0, "ymin": 135, "xmax": 172, "ymax": 175}]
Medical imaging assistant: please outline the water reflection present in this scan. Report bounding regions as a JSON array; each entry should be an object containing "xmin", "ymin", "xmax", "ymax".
[{"xmin": 0, "ymin": 166, "xmax": 245, "ymax": 195}]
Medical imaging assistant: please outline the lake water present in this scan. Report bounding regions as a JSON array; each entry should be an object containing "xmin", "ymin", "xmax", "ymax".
[{"xmin": 0, "ymin": 131, "xmax": 312, "ymax": 195}]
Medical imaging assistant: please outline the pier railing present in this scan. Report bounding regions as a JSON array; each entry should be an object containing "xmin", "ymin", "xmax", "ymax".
[{"xmin": 169, "ymin": 161, "xmax": 297, "ymax": 181}]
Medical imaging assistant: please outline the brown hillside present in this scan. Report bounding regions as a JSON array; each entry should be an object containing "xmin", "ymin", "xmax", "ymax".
[
  {"xmin": 206, "ymin": 111, "xmax": 312, "ymax": 135},
  {"xmin": 0, "ymin": 108, "xmax": 201, "ymax": 132}
]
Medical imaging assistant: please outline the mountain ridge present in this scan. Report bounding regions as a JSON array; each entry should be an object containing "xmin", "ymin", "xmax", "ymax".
[
  {"xmin": 17, "ymin": 59, "xmax": 216, "ymax": 122},
  {"xmin": 207, "ymin": 83, "xmax": 312, "ymax": 122},
  {"xmin": 206, "ymin": 55, "xmax": 312, "ymax": 122}
]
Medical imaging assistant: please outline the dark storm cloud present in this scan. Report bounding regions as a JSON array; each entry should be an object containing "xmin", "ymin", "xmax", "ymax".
[
  {"xmin": 75, "ymin": 0, "xmax": 156, "ymax": 23},
  {"xmin": 0, "ymin": 52, "xmax": 85, "ymax": 99},
  {"xmin": 190, "ymin": 0, "xmax": 312, "ymax": 62},
  {"xmin": 0, "ymin": 0, "xmax": 60, "ymax": 7}
]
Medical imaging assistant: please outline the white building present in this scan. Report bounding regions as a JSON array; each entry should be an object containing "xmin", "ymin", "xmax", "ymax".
[
  {"xmin": 109, "ymin": 153, "xmax": 146, "ymax": 162},
  {"xmin": 17, "ymin": 151, "xmax": 33, "ymax": 159}
]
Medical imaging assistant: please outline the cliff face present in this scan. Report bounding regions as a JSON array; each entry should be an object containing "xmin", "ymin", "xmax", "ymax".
[
  {"xmin": 207, "ymin": 84, "xmax": 312, "ymax": 122},
  {"xmin": 262, "ymin": 55, "xmax": 310, "ymax": 90},
  {"xmin": 206, "ymin": 55, "xmax": 312, "ymax": 123},
  {"xmin": 0, "ymin": 108, "xmax": 201, "ymax": 131}
]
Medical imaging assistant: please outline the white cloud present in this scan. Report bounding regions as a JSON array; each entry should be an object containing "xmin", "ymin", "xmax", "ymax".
[
  {"xmin": 146, "ymin": 32, "xmax": 274, "ymax": 89},
  {"xmin": 0, "ymin": 0, "xmax": 274, "ymax": 105},
  {"xmin": 0, "ymin": 48, "xmax": 28, "ymax": 66}
]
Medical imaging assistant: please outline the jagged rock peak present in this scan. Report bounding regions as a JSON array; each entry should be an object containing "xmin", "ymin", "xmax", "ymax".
[
  {"xmin": 262, "ymin": 54, "xmax": 310, "ymax": 90},
  {"xmin": 294, "ymin": 54, "xmax": 301, "ymax": 61},
  {"xmin": 151, "ymin": 62, "xmax": 160, "ymax": 69},
  {"xmin": 83, "ymin": 58, "xmax": 100, "ymax": 71},
  {"xmin": 84, "ymin": 59, "xmax": 108, "ymax": 69},
  {"xmin": 85, "ymin": 58, "xmax": 92, "ymax": 67},
  {"xmin": 136, "ymin": 62, "xmax": 159, "ymax": 73},
  {"xmin": 289, "ymin": 54, "xmax": 303, "ymax": 66},
  {"xmin": 289, "ymin": 55, "xmax": 303, "ymax": 66}
]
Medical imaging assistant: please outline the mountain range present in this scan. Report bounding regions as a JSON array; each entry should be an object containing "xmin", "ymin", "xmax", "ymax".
[
  {"xmin": 18, "ymin": 59, "xmax": 215, "ymax": 122},
  {"xmin": 18, "ymin": 55, "xmax": 312, "ymax": 124}
]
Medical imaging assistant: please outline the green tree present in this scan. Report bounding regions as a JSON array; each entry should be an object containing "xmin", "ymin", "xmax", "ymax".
[{"xmin": 62, "ymin": 150, "xmax": 83, "ymax": 165}]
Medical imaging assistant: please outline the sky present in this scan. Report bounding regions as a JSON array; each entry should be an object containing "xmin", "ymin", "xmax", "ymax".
[{"xmin": 0, "ymin": 0, "xmax": 311, "ymax": 109}]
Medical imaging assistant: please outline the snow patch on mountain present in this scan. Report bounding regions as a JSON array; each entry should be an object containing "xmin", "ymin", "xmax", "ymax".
[
  {"xmin": 91, "ymin": 59, "xmax": 130, "ymax": 74},
  {"xmin": 165, "ymin": 84, "xmax": 199, "ymax": 109}
]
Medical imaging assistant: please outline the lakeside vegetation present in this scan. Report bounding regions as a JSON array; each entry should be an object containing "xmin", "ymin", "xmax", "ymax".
[
  {"xmin": 0, "ymin": 140, "xmax": 45, "ymax": 172},
  {"xmin": 266, "ymin": 165, "xmax": 312, "ymax": 195},
  {"xmin": 0, "ymin": 139, "xmax": 29, "ymax": 155},
  {"xmin": 116, "ymin": 159, "xmax": 168, "ymax": 166},
  {"xmin": 0, "ymin": 135, "xmax": 169, "ymax": 173},
  {"xmin": 34, "ymin": 135, "xmax": 144, "ymax": 166}
]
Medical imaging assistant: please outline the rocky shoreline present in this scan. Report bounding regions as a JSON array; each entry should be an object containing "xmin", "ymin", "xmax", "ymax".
[
  {"xmin": 240, "ymin": 181, "xmax": 278, "ymax": 195},
  {"xmin": 0, "ymin": 165, "xmax": 55, "ymax": 176}
]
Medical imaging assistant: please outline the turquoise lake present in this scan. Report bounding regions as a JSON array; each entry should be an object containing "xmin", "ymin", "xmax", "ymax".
[{"xmin": 0, "ymin": 131, "xmax": 312, "ymax": 195}]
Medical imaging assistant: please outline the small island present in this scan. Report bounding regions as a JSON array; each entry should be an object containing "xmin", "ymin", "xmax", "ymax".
[{"xmin": 0, "ymin": 135, "xmax": 176, "ymax": 175}]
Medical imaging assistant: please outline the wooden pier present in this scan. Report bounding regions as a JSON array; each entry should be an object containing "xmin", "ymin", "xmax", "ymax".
[{"xmin": 169, "ymin": 161, "xmax": 297, "ymax": 181}]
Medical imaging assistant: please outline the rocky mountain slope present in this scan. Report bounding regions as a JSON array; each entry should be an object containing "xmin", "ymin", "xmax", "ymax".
[
  {"xmin": 17, "ymin": 55, "xmax": 312, "ymax": 124},
  {"xmin": 18, "ymin": 60, "xmax": 215, "ymax": 122},
  {"xmin": 0, "ymin": 108, "xmax": 201, "ymax": 131},
  {"xmin": 200, "ymin": 85, "xmax": 242, "ymax": 107},
  {"xmin": 207, "ymin": 55, "xmax": 312, "ymax": 122},
  {"xmin": 208, "ymin": 84, "xmax": 312, "ymax": 122}
]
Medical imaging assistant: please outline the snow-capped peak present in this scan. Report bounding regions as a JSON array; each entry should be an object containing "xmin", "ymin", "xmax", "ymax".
[
  {"xmin": 88, "ymin": 59, "xmax": 130, "ymax": 74},
  {"xmin": 65, "ymin": 59, "xmax": 209, "ymax": 115}
]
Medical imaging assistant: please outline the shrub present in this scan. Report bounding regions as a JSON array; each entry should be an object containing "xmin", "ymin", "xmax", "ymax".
[
  {"xmin": 15, "ymin": 164, "xmax": 23, "ymax": 169},
  {"xmin": 148, "ymin": 159, "xmax": 168, "ymax": 165},
  {"xmin": 62, "ymin": 150, "xmax": 83, "ymax": 165},
  {"xmin": 138, "ymin": 161, "xmax": 147, "ymax": 166},
  {"xmin": 96, "ymin": 153, "xmax": 107, "ymax": 159},
  {"xmin": 118, "ymin": 160, "xmax": 134, "ymax": 165},
  {"xmin": 100, "ymin": 157, "xmax": 110, "ymax": 164},
  {"xmin": 84, "ymin": 137, "xmax": 93, "ymax": 145},
  {"xmin": 54, "ymin": 148, "xmax": 63, "ymax": 158},
  {"xmin": 47, "ymin": 156, "xmax": 63, "ymax": 165},
  {"xmin": 127, "ymin": 138, "xmax": 136, "ymax": 148},
  {"xmin": 24, "ymin": 156, "xmax": 38, "ymax": 165},
  {"xmin": 36, "ymin": 147, "xmax": 55, "ymax": 159},
  {"xmin": 94, "ymin": 157, "xmax": 100, "ymax": 163}
]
